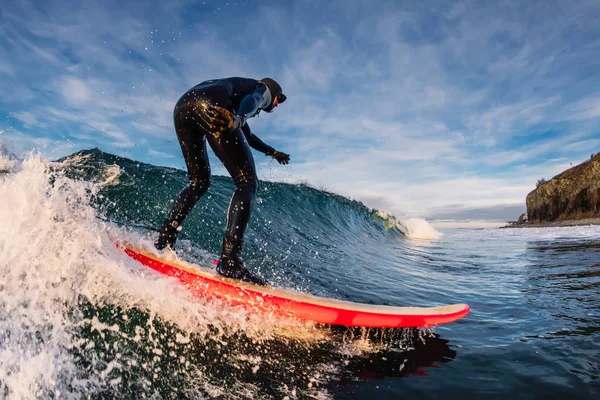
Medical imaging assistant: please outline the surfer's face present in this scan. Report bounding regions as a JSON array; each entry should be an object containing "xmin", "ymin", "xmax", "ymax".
[
  {"xmin": 272, "ymin": 94, "xmax": 281, "ymax": 109},
  {"xmin": 264, "ymin": 94, "xmax": 284, "ymax": 113}
]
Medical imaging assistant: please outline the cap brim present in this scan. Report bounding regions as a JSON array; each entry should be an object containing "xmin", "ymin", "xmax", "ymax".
[{"xmin": 277, "ymin": 93, "xmax": 287, "ymax": 103}]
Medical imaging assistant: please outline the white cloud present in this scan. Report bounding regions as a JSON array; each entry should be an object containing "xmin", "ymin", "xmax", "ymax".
[
  {"xmin": 564, "ymin": 96, "xmax": 600, "ymax": 121},
  {"xmin": 2, "ymin": 0, "xmax": 600, "ymax": 222},
  {"xmin": 10, "ymin": 111, "xmax": 37, "ymax": 127},
  {"xmin": 57, "ymin": 76, "xmax": 92, "ymax": 104}
]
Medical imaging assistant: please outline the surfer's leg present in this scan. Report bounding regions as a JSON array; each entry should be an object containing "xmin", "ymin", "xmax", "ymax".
[
  {"xmin": 207, "ymin": 127, "xmax": 257, "ymax": 246},
  {"xmin": 206, "ymin": 128, "xmax": 265, "ymax": 285},
  {"xmin": 155, "ymin": 106, "xmax": 211, "ymax": 250}
]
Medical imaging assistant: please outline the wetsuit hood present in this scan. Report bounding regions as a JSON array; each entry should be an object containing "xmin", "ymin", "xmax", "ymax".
[{"xmin": 259, "ymin": 78, "xmax": 286, "ymax": 112}]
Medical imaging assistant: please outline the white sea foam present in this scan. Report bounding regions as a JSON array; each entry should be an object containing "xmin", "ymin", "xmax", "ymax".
[
  {"xmin": 376, "ymin": 210, "xmax": 442, "ymax": 240},
  {"xmin": 399, "ymin": 217, "xmax": 443, "ymax": 240}
]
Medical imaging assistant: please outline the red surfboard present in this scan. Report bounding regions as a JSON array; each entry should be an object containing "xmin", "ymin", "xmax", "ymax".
[{"xmin": 117, "ymin": 240, "xmax": 470, "ymax": 328}]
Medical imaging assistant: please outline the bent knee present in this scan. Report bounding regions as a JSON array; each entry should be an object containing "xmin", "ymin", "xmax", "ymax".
[
  {"xmin": 236, "ymin": 178, "xmax": 258, "ymax": 194},
  {"xmin": 190, "ymin": 179, "xmax": 211, "ymax": 194}
]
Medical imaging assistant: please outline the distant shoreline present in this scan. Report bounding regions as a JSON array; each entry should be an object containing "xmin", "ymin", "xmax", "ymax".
[{"xmin": 501, "ymin": 217, "xmax": 600, "ymax": 229}]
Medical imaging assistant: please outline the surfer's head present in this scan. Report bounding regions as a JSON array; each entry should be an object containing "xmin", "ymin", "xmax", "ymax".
[{"xmin": 259, "ymin": 78, "xmax": 286, "ymax": 113}]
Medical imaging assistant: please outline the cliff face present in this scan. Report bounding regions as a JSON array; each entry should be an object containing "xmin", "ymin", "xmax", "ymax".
[{"xmin": 526, "ymin": 153, "xmax": 600, "ymax": 223}]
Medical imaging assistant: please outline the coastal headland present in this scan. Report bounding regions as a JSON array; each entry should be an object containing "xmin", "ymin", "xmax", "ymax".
[{"xmin": 504, "ymin": 152, "xmax": 600, "ymax": 228}]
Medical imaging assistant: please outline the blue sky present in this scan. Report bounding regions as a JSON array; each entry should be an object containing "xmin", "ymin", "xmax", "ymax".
[{"xmin": 1, "ymin": 0, "xmax": 599, "ymax": 224}]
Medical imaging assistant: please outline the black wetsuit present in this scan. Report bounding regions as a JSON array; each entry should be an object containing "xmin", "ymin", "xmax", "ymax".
[{"xmin": 157, "ymin": 77, "xmax": 277, "ymax": 265}]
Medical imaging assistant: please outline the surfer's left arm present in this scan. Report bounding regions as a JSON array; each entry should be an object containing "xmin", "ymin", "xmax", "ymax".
[{"xmin": 242, "ymin": 124, "xmax": 290, "ymax": 165}]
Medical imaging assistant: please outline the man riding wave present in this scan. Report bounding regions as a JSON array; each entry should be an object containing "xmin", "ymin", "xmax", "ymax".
[{"xmin": 155, "ymin": 77, "xmax": 289, "ymax": 285}]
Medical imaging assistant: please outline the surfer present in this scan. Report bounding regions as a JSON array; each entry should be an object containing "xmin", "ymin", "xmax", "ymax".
[{"xmin": 154, "ymin": 77, "xmax": 289, "ymax": 285}]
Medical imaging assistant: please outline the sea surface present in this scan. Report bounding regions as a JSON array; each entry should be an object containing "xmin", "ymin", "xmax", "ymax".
[{"xmin": 0, "ymin": 148, "xmax": 598, "ymax": 399}]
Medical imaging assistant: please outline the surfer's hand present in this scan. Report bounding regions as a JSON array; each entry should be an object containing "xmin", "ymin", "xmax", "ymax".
[
  {"xmin": 206, "ymin": 105, "xmax": 244, "ymax": 133},
  {"xmin": 272, "ymin": 151, "xmax": 290, "ymax": 165}
]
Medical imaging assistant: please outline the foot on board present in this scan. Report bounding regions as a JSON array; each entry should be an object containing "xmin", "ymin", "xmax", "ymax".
[
  {"xmin": 154, "ymin": 229, "xmax": 178, "ymax": 251},
  {"xmin": 216, "ymin": 257, "xmax": 267, "ymax": 286}
]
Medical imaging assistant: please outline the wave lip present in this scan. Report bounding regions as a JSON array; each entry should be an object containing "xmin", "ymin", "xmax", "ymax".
[{"xmin": 375, "ymin": 210, "xmax": 442, "ymax": 240}]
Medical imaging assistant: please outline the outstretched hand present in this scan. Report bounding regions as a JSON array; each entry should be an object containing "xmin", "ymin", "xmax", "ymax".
[
  {"xmin": 205, "ymin": 105, "xmax": 244, "ymax": 133},
  {"xmin": 272, "ymin": 151, "xmax": 290, "ymax": 165}
]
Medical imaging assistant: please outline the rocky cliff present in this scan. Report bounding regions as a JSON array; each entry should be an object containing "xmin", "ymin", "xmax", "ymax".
[{"xmin": 526, "ymin": 152, "xmax": 600, "ymax": 223}]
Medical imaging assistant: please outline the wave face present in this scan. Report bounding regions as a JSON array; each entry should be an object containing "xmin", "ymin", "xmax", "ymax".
[
  {"xmin": 57, "ymin": 148, "xmax": 437, "ymax": 294},
  {"xmin": 0, "ymin": 148, "xmax": 446, "ymax": 399}
]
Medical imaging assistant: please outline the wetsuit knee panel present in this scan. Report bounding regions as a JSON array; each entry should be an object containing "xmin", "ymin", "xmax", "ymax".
[
  {"xmin": 190, "ymin": 178, "xmax": 211, "ymax": 194},
  {"xmin": 235, "ymin": 178, "xmax": 258, "ymax": 194}
]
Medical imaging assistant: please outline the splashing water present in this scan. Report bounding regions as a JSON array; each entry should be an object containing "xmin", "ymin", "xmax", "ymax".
[
  {"xmin": 0, "ymin": 140, "xmax": 18, "ymax": 173},
  {"xmin": 0, "ymin": 150, "xmax": 441, "ymax": 399},
  {"xmin": 375, "ymin": 210, "xmax": 442, "ymax": 240},
  {"xmin": 400, "ymin": 218, "xmax": 442, "ymax": 240}
]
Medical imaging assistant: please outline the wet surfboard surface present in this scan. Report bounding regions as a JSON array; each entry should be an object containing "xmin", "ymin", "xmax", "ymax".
[{"xmin": 117, "ymin": 240, "xmax": 470, "ymax": 328}]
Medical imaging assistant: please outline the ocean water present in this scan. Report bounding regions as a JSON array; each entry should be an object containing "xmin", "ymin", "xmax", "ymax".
[{"xmin": 0, "ymin": 148, "xmax": 598, "ymax": 399}]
